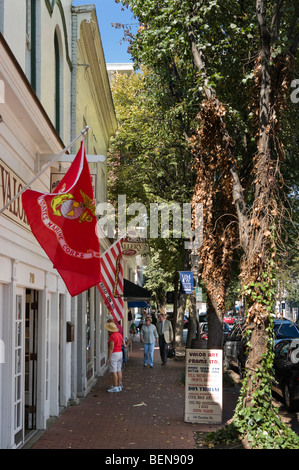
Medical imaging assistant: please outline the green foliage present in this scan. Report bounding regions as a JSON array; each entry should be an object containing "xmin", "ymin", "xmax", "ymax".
[
  {"xmin": 108, "ymin": 69, "xmax": 195, "ymax": 205},
  {"xmin": 114, "ymin": 0, "xmax": 299, "ymax": 447},
  {"xmin": 232, "ymin": 320, "xmax": 299, "ymax": 448},
  {"xmin": 142, "ymin": 249, "xmax": 175, "ymax": 305},
  {"xmin": 204, "ymin": 423, "xmax": 240, "ymax": 447},
  {"xmin": 120, "ymin": 0, "xmax": 299, "ymax": 186},
  {"xmin": 208, "ymin": 314, "xmax": 299, "ymax": 448},
  {"xmin": 231, "ymin": 250, "xmax": 299, "ymax": 447},
  {"xmin": 107, "ymin": 69, "xmax": 194, "ymax": 301}
]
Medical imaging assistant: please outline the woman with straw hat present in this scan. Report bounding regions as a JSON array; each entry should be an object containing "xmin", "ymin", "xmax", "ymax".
[{"xmin": 105, "ymin": 322, "xmax": 123, "ymax": 393}]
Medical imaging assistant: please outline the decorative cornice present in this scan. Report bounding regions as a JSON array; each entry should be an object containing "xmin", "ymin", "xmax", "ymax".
[{"xmin": 77, "ymin": 10, "xmax": 117, "ymax": 138}]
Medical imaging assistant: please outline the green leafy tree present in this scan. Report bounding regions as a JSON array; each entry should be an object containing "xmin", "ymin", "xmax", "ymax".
[
  {"xmin": 117, "ymin": 0, "xmax": 299, "ymax": 448},
  {"xmin": 142, "ymin": 249, "xmax": 175, "ymax": 307},
  {"xmin": 107, "ymin": 68, "xmax": 195, "ymax": 345}
]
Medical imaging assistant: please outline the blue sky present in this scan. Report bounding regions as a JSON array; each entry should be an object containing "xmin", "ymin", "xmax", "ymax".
[{"xmin": 72, "ymin": 0, "xmax": 138, "ymax": 63}]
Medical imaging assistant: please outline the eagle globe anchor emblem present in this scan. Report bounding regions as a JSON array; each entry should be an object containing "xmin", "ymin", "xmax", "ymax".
[{"xmin": 51, "ymin": 190, "xmax": 95, "ymax": 223}]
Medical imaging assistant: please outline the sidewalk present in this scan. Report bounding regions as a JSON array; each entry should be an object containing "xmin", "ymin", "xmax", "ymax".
[{"xmin": 28, "ymin": 339, "xmax": 240, "ymax": 450}]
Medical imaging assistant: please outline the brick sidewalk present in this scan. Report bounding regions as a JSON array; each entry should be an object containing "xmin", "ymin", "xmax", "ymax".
[{"xmin": 29, "ymin": 340, "xmax": 239, "ymax": 450}]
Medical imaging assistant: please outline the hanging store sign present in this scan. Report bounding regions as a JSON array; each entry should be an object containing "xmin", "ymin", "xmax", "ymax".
[
  {"xmin": 185, "ymin": 349, "xmax": 223, "ymax": 424},
  {"xmin": 179, "ymin": 271, "xmax": 194, "ymax": 294},
  {"xmin": 122, "ymin": 235, "xmax": 146, "ymax": 257},
  {"xmin": 0, "ymin": 160, "xmax": 29, "ymax": 229}
]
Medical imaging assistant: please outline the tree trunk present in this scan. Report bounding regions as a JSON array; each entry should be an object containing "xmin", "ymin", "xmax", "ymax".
[
  {"xmin": 206, "ymin": 294, "xmax": 224, "ymax": 350},
  {"xmin": 172, "ymin": 271, "xmax": 179, "ymax": 333},
  {"xmin": 186, "ymin": 292, "xmax": 197, "ymax": 348},
  {"xmin": 238, "ymin": 0, "xmax": 273, "ymax": 407},
  {"xmin": 188, "ymin": 29, "xmax": 238, "ymax": 348},
  {"xmin": 174, "ymin": 292, "xmax": 186, "ymax": 356}
]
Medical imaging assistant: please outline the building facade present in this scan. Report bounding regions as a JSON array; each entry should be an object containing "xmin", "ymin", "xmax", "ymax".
[
  {"xmin": 71, "ymin": 3, "xmax": 136, "ymax": 399},
  {"xmin": 0, "ymin": 1, "xmax": 135, "ymax": 449}
]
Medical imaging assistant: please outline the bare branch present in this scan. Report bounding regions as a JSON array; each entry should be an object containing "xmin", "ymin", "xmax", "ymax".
[
  {"xmin": 271, "ymin": 0, "xmax": 284, "ymax": 42},
  {"xmin": 230, "ymin": 164, "xmax": 249, "ymax": 254}
]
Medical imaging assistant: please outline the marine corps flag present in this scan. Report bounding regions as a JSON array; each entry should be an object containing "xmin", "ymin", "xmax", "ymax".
[
  {"xmin": 22, "ymin": 141, "xmax": 101, "ymax": 296},
  {"xmin": 97, "ymin": 238, "xmax": 124, "ymax": 321}
]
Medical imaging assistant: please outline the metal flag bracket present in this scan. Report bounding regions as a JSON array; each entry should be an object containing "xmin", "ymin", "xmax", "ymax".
[
  {"xmin": 0, "ymin": 126, "xmax": 100, "ymax": 216},
  {"xmin": 35, "ymin": 152, "xmax": 105, "ymax": 172}
]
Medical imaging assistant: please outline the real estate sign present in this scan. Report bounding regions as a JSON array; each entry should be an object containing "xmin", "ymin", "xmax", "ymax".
[{"xmin": 184, "ymin": 349, "xmax": 223, "ymax": 424}]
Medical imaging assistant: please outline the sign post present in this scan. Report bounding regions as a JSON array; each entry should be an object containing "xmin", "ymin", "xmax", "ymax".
[{"xmin": 184, "ymin": 349, "xmax": 223, "ymax": 424}]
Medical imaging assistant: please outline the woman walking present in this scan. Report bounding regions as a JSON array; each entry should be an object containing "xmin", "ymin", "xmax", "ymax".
[{"xmin": 140, "ymin": 316, "xmax": 158, "ymax": 367}]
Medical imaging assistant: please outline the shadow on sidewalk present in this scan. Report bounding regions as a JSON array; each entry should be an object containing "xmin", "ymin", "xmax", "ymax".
[{"xmin": 30, "ymin": 339, "xmax": 239, "ymax": 450}]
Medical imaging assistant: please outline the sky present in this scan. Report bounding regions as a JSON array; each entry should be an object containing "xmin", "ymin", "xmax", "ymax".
[{"xmin": 72, "ymin": 0, "xmax": 139, "ymax": 63}]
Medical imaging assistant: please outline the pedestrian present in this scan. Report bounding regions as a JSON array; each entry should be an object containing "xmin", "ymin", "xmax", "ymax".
[
  {"xmin": 122, "ymin": 336, "xmax": 130, "ymax": 366},
  {"xmin": 140, "ymin": 316, "xmax": 158, "ymax": 367},
  {"xmin": 107, "ymin": 314, "xmax": 123, "ymax": 337},
  {"xmin": 107, "ymin": 314, "xmax": 126, "ymax": 363},
  {"xmin": 128, "ymin": 310, "xmax": 133, "ymax": 322},
  {"xmin": 105, "ymin": 322, "xmax": 124, "ymax": 393},
  {"xmin": 151, "ymin": 311, "xmax": 157, "ymax": 326},
  {"xmin": 138, "ymin": 315, "xmax": 145, "ymax": 339},
  {"xmin": 156, "ymin": 310, "xmax": 174, "ymax": 366},
  {"xmin": 129, "ymin": 320, "xmax": 138, "ymax": 340}
]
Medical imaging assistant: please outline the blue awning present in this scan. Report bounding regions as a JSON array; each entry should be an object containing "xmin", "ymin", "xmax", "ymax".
[{"xmin": 128, "ymin": 301, "xmax": 149, "ymax": 308}]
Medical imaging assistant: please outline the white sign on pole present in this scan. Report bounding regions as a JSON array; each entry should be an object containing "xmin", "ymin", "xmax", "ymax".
[{"xmin": 184, "ymin": 349, "xmax": 223, "ymax": 424}]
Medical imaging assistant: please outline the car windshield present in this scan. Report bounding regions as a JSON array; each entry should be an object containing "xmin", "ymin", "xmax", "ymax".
[{"xmin": 274, "ymin": 322, "xmax": 299, "ymax": 339}]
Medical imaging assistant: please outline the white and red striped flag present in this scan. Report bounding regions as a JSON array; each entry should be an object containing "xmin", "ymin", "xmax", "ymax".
[{"xmin": 97, "ymin": 238, "xmax": 124, "ymax": 321}]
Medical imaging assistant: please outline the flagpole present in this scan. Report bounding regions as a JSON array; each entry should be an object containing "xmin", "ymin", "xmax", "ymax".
[
  {"xmin": 101, "ymin": 233, "xmax": 128, "ymax": 255},
  {"xmin": 0, "ymin": 126, "xmax": 90, "ymax": 216}
]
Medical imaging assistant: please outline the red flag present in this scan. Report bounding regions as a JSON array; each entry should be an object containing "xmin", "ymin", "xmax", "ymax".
[
  {"xmin": 22, "ymin": 141, "xmax": 101, "ymax": 296},
  {"xmin": 97, "ymin": 238, "xmax": 124, "ymax": 321}
]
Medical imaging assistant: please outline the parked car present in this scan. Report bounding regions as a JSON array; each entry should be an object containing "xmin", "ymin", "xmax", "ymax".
[
  {"xmin": 223, "ymin": 322, "xmax": 233, "ymax": 341},
  {"xmin": 199, "ymin": 322, "xmax": 208, "ymax": 340},
  {"xmin": 224, "ymin": 319, "xmax": 299, "ymax": 378},
  {"xmin": 274, "ymin": 319, "xmax": 299, "ymax": 345},
  {"xmin": 198, "ymin": 312, "xmax": 207, "ymax": 324},
  {"xmin": 232, "ymin": 315, "xmax": 244, "ymax": 325},
  {"xmin": 199, "ymin": 322, "xmax": 231, "ymax": 342},
  {"xmin": 184, "ymin": 315, "xmax": 189, "ymax": 329},
  {"xmin": 224, "ymin": 313, "xmax": 234, "ymax": 326},
  {"xmin": 198, "ymin": 312, "xmax": 207, "ymax": 320},
  {"xmin": 223, "ymin": 322, "xmax": 247, "ymax": 377},
  {"xmin": 272, "ymin": 339, "xmax": 299, "ymax": 411}
]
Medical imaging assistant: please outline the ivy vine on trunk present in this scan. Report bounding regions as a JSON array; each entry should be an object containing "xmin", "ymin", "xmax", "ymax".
[
  {"xmin": 214, "ymin": 0, "xmax": 299, "ymax": 448},
  {"xmin": 118, "ymin": 0, "xmax": 299, "ymax": 447}
]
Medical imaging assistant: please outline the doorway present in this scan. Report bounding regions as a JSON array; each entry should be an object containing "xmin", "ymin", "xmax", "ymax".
[{"xmin": 25, "ymin": 289, "xmax": 38, "ymax": 434}]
